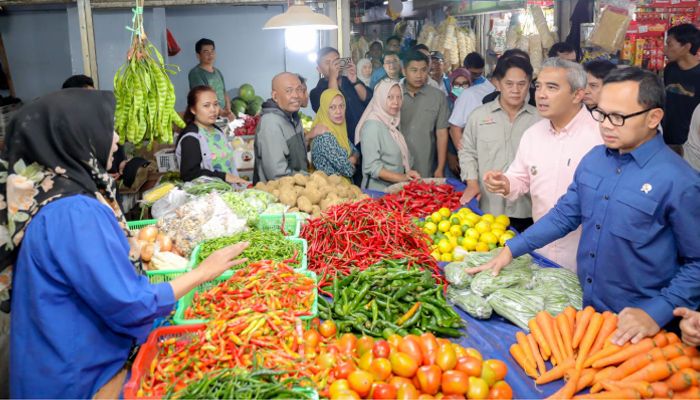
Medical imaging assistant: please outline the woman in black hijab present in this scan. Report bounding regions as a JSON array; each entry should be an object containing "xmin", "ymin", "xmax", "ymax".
[{"xmin": 0, "ymin": 89, "xmax": 248, "ymax": 398}]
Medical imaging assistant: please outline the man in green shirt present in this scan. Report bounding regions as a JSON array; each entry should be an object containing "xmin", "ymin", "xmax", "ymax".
[
  {"xmin": 399, "ymin": 50, "xmax": 450, "ymax": 178},
  {"xmin": 188, "ymin": 38, "xmax": 233, "ymax": 120}
]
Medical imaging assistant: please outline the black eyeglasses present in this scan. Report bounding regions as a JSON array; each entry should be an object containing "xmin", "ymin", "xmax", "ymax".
[{"xmin": 591, "ymin": 107, "xmax": 656, "ymax": 127}]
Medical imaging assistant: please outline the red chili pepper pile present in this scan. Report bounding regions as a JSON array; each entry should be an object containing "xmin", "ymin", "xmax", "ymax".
[
  {"xmin": 184, "ymin": 261, "xmax": 315, "ymax": 321},
  {"xmin": 300, "ymin": 199, "xmax": 441, "ymax": 288},
  {"xmin": 379, "ymin": 181, "xmax": 463, "ymax": 218},
  {"xmin": 138, "ymin": 311, "xmax": 322, "ymax": 397}
]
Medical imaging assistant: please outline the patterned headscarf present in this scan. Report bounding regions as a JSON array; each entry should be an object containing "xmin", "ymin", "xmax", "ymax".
[
  {"xmin": 312, "ymin": 89, "xmax": 352, "ymax": 155},
  {"xmin": 0, "ymin": 89, "xmax": 139, "ymax": 307},
  {"xmin": 448, "ymin": 68, "xmax": 472, "ymax": 103},
  {"xmin": 354, "ymin": 80, "xmax": 411, "ymax": 173}
]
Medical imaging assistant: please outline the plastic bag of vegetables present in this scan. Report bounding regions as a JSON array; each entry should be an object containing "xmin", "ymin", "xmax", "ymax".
[
  {"xmin": 447, "ymin": 287, "xmax": 493, "ymax": 319},
  {"xmin": 221, "ymin": 192, "xmax": 258, "ymax": 225},
  {"xmin": 532, "ymin": 267, "xmax": 583, "ymax": 310},
  {"xmin": 487, "ymin": 288, "xmax": 545, "ymax": 331},
  {"xmin": 470, "ymin": 263, "xmax": 533, "ymax": 297},
  {"xmin": 444, "ymin": 262, "xmax": 472, "ymax": 289}
]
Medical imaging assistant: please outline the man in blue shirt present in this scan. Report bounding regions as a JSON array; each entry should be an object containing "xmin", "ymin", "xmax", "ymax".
[{"xmin": 471, "ymin": 67, "xmax": 700, "ymax": 345}]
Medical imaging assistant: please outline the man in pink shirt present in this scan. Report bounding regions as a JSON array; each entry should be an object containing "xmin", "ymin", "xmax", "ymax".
[{"xmin": 482, "ymin": 57, "xmax": 603, "ymax": 271}]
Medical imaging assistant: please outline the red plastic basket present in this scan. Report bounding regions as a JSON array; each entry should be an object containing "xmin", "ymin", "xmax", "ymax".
[{"xmin": 123, "ymin": 324, "xmax": 207, "ymax": 399}]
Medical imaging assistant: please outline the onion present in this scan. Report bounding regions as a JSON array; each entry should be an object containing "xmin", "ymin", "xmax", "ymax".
[
  {"xmin": 138, "ymin": 226, "xmax": 158, "ymax": 242},
  {"xmin": 156, "ymin": 233, "xmax": 173, "ymax": 252},
  {"xmin": 141, "ymin": 243, "xmax": 155, "ymax": 262}
]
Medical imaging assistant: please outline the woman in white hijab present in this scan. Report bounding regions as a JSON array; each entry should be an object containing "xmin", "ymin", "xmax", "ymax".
[{"xmin": 356, "ymin": 58, "xmax": 373, "ymax": 87}]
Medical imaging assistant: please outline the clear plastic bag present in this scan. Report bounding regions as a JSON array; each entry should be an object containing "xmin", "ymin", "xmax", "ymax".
[
  {"xmin": 589, "ymin": 1, "xmax": 636, "ymax": 52},
  {"xmin": 445, "ymin": 262, "xmax": 473, "ymax": 289},
  {"xmin": 470, "ymin": 262, "xmax": 533, "ymax": 297},
  {"xmin": 488, "ymin": 288, "xmax": 545, "ymax": 331},
  {"xmin": 447, "ymin": 287, "xmax": 493, "ymax": 320},
  {"xmin": 151, "ymin": 188, "xmax": 191, "ymax": 219}
]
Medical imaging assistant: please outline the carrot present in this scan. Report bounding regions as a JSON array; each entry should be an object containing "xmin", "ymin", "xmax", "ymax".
[
  {"xmin": 530, "ymin": 319, "xmax": 552, "ymax": 360},
  {"xmin": 585, "ymin": 343, "xmax": 627, "ymax": 368},
  {"xmin": 590, "ymin": 312, "xmax": 618, "ymax": 355},
  {"xmin": 653, "ymin": 331, "xmax": 670, "ymax": 348},
  {"xmin": 536, "ymin": 357, "xmax": 575, "ymax": 385},
  {"xmin": 516, "ymin": 331, "xmax": 537, "ymax": 371},
  {"xmin": 602, "ymin": 330, "xmax": 618, "ymax": 348},
  {"xmin": 573, "ymin": 306, "xmax": 595, "ymax": 349},
  {"xmin": 622, "ymin": 359, "xmax": 674, "ymax": 383},
  {"xmin": 554, "ymin": 319, "xmax": 569, "ymax": 361},
  {"xmin": 573, "ymin": 388, "xmax": 641, "ymax": 399},
  {"xmin": 591, "ymin": 367, "xmax": 619, "ymax": 392},
  {"xmin": 668, "ymin": 356, "xmax": 692, "ymax": 372},
  {"xmin": 510, "ymin": 343, "xmax": 538, "ymax": 378},
  {"xmin": 593, "ymin": 338, "xmax": 656, "ymax": 369},
  {"xmin": 564, "ymin": 306, "xmax": 576, "ymax": 334},
  {"xmin": 650, "ymin": 382, "xmax": 672, "ymax": 399},
  {"xmin": 671, "ymin": 386, "xmax": 700, "ymax": 399},
  {"xmin": 609, "ymin": 349, "xmax": 665, "ymax": 381},
  {"xmin": 577, "ymin": 313, "xmax": 605, "ymax": 370},
  {"xmin": 557, "ymin": 313, "xmax": 574, "ymax": 359},
  {"xmin": 528, "ymin": 333, "xmax": 547, "ymax": 376},
  {"xmin": 684, "ymin": 345, "xmax": 699, "ymax": 358},
  {"xmin": 537, "ymin": 311, "xmax": 563, "ymax": 365},
  {"xmin": 665, "ymin": 368, "xmax": 699, "ymax": 392},
  {"xmin": 547, "ymin": 368, "xmax": 581, "ymax": 400},
  {"xmin": 666, "ymin": 332, "xmax": 680, "ymax": 344},
  {"xmin": 600, "ymin": 381, "xmax": 654, "ymax": 398},
  {"xmin": 577, "ymin": 368, "xmax": 598, "ymax": 392}
]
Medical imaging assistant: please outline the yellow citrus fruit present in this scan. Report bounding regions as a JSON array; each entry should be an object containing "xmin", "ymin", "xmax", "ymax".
[
  {"xmin": 488, "ymin": 243, "xmax": 498, "ymax": 250},
  {"xmin": 431, "ymin": 212, "xmax": 443, "ymax": 223},
  {"xmin": 449, "ymin": 225, "xmax": 463, "ymax": 237},
  {"xmin": 465, "ymin": 213, "xmax": 481, "ymax": 226},
  {"xmin": 479, "ymin": 232, "xmax": 498, "ymax": 245},
  {"xmin": 475, "ymin": 242, "xmax": 490, "ymax": 252},
  {"xmin": 490, "ymin": 222, "xmax": 506, "ymax": 232},
  {"xmin": 431, "ymin": 250, "xmax": 441, "ymax": 260},
  {"xmin": 462, "ymin": 237, "xmax": 477, "ymax": 251},
  {"xmin": 499, "ymin": 232, "xmax": 516, "ymax": 246},
  {"xmin": 453, "ymin": 252, "xmax": 465, "ymax": 261},
  {"xmin": 495, "ymin": 215, "xmax": 511, "ymax": 227},
  {"xmin": 440, "ymin": 253, "xmax": 453, "ymax": 262},
  {"xmin": 458, "ymin": 208, "xmax": 471, "ymax": 215},
  {"xmin": 461, "ymin": 224, "xmax": 471, "ymax": 233},
  {"xmin": 437, "ymin": 239, "xmax": 453, "ymax": 254},
  {"xmin": 475, "ymin": 220, "xmax": 492, "ymax": 234},
  {"xmin": 481, "ymin": 214, "xmax": 495, "ymax": 223},
  {"xmin": 491, "ymin": 228, "xmax": 505, "ymax": 239},
  {"xmin": 423, "ymin": 221, "xmax": 437, "ymax": 235},
  {"xmin": 438, "ymin": 220, "xmax": 451, "ymax": 233},
  {"xmin": 439, "ymin": 207, "xmax": 452, "ymax": 218},
  {"xmin": 465, "ymin": 228, "xmax": 480, "ymax": 240},
  {"xmin": 448, "ymin": 236, "xmax": 458, "ymax": 249},
  {"xmin": 450, "ymin": 217, "xmax": 461, "ymax": 226}
]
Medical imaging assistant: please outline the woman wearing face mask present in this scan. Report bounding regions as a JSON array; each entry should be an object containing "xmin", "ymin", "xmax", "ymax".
[
  {"xmin": 356, "ymin": 80, "xmax": 420, "ymax": 190},
  {"xmin": 448, "ymin": 68, "xmax": 472, "ymax": 108},
  {"xmin": 356, "ymin": 58, "xmax": 373, "ymax": 87},
  {"xmin": 176, "ymin": 85, "xmax": 248, "ymax": 184},
  {"xmin": 2, "ymin": 89, "xmax": 249, "ymax": 398},
  {"xmin": 310, "ymin": 89, "xmax": 360, "ymax": 181}
]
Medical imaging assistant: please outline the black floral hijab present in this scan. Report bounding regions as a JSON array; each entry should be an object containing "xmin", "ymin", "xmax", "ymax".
[{"xmin": 0, "ymin": 89, "xmax": 140, "ymax": 306}]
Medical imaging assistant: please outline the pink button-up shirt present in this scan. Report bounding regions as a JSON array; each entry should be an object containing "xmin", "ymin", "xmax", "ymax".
[{"xmin": 504, "ymin": 106, "xmax": 604, "ymax": 271}]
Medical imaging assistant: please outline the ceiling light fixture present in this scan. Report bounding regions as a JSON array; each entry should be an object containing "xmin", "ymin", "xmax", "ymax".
[{"xmin": 263, "ymin": 0, "xmax": 338, "ymax": 30}]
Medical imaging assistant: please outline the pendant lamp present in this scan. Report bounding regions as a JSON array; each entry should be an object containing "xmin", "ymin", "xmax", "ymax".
[{"xmin": 263, "ymin": 0, "xmax": 338, "ymax": 30}]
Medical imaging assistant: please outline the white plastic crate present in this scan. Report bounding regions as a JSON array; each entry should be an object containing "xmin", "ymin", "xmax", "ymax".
[{"xmin": 154, "ymin": 148, "xmax": 178, "ymax": 173}]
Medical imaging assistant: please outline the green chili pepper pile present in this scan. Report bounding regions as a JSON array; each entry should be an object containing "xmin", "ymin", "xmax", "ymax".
[
  {"xmin": 196, "ymin": 230, "xmax": 301, "ymax": 269},
  {"xmin": 318, "ymin": 259, "xmax": 464, "ymax": 338},
  {"xmin": 184, "ymin": 180, "xmax": 234, "ymax": 196},
  {"xmin": 184, "ymin": 261, "xmax": 315, "ymax": 321},
  {"xmin": 165, "ymin": 368, "xmax": 313, "ymax": 399}
]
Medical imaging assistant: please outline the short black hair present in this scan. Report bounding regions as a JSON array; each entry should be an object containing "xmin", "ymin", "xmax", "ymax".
[
  {"xmin": 386, "ymin": 35, "xmax": 402, "ymax": 45},
  {"xmin": 195, "ymin": 38, "xmax": 215, "ymax": 54},
  {"xmin": 370, "ymin": 41, "xmax": 383, "ymax": 50},
  {"xmin": 584, "ymin": 60, "xmax": 617, "ymax": 80},
  {"xmin": 297, "ymin": 74, "xmax": 307, "ymax": 86},
  {"xmin": 667, "ymin": 23, "xmax": 700, "ymax": 55},
  {"xmin": 603, "ymin": 67, "xmax": 665, "ymax": 109},
  {"xmin": 412, "ymin": 44, "xmax": 430, "ymax": 53},
  {"xmin": 548, "ymin": 42, "xmax": 576, "ymax": 58},
  {"xmin": 403, "ymin": 50, "xmax": 429, "ymax": 67},
  {"xmin": 501, "ymin": 48, "xmax": 530, "ymax": 62},
  {"xmin": 61, "ymin": 74, "xmax": 94, "ymax": 89},
  {"xmin": 317, "ymin": 47, "xmax": 340, "ymax": 64},
  {"xmin": 463, "ymin": 52, "xmax": 485, "ymax": 69},
  {"xmin": 492, "ymin": 56, "xmax": 534, "ymax": 80},
  {"xmin": 381, "ymin": 51, "xmax": 400, "ymax": 64}
]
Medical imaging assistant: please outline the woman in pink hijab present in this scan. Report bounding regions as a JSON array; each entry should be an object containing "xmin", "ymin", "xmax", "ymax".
[{"xmin": 355, "ymin": 79, "xmax": 420, "ymax": 190}]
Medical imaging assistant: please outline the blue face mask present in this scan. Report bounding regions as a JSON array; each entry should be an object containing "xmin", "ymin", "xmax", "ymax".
[{"xmin": 451, "ymin": 86, "xmax": 464, "ymax": 97}]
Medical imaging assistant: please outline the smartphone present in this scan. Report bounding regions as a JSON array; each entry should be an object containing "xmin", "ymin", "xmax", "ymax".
[{"xmin": 338, "ymin": 57, "xmax": 352, "ymax": 70}]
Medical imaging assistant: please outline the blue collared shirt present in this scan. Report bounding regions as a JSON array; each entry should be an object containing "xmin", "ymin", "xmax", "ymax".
[{"xmin": 508, "ymin": 133, "xmax": 700, "ymax": 327}]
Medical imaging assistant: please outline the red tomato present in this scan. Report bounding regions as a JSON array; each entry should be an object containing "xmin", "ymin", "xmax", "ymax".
[
  {"xmin": 417, "ymin": 395, "xmax": 435, "ymax": 400},
  {"xmin": 370, "ymin": 358, "xmax": 392, "ymax": 382},
  {"xmin": 419, "ymin": 333, "xmax": 439, "ymax": 366},
  {"xmin": 480, "ymin": 363, "xmax": 498, "ymax": 387},
  {"xmin": 389, "ymin": 352, "xmax": 419, "ymax": 378},
  {"xmin": 455, "ymin": 356, "xmax": 482, "ymax": 377},
  {"xmin": 332, "ymin": 390, "xmax": 361, "ymax": 400},
  {"xmin": 435, "ymin": 343, "xmax": 457, "ymax": 371},
  {"xmin": 398, "ymin": 335, "xmax": 424, "ymax": 366},
  {"xmin": 329, "ymin": 379, "xmax": 350, "ymax": 399},
  {"xmin": 441, "ymin": 370, "xmax": 469, "ymax": 395},
  {"xmin": 396, "ymin": 383, "xmax": 420, "ymax": 400},
  {"xmin": 488, "ymin": 381, "xmax": 513, "ymax": 400},
  {"xmin": 371, "ymin": 382, "xmax": 397, "ymax": 400},
  {"xmin": 442, "ymin": 394, "xmax": 466, "ymax": 400},
  {"xmin": 317, "ymin": 352, "xmax": 338, "ymax": 370},
  {"xmin": 389, "ymin": 376, "xmax": 414, "ymax": 391},
  {"xmin": 467, "ymin": 377, "xmax": 489, "ymax": 400},
  {"xmin": 333, "ymin": 360, "xmax": 357, "ymax": 380},
  {"xmin": 348, "ymin": 370, "xmax": 374, "ymax": 398},
  {"xmin": 303, "ymin": 329, "xmax": 321, "ymax": 349},
  {"xmin": 387, "ymin": 334, "xmax": 403, "ymax": 349},
  {"xmin": 319, "ymin": 320, "xmax": 338, "ymax": 338},
  {"xmin": 338, "ymin": 333, "xmax": 358, "ymax": 358},
  {"xmin": 358, "ymin": 351, "xmax": 374, "ymax": 371},
  {"xmin": 416, "ymin": 365, "xmax": 442, "ymax": 395},
  {"xmin": 356, "ymin": 336, "xmax": 375, "ymax": 356},
  {"xmin": 373, "ymin": 340, "xmax": 391, "ymax": 358},
  {"xmin": 483, "ymin": 360, "xmax": 508, "ymax": 382}
]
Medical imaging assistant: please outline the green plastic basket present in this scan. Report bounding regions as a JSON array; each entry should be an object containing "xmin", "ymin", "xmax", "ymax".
[
  {"xmin": 189, "ymin": 237, "xmax": 307, "ymax": 271},
  {"xmin": 257, "ymin": 213, "xmax": 302, "ymax": 238},
  {"xmin": 145, "ymin": 269, "xmax": 187, "ymax": 284},
  {"xmin": 173, "ymin": 269, "xmax": 318, "ymax": 325},
  {"xmin": 127, "ymin": 219, "xmax": 158, "ymax": 231}
]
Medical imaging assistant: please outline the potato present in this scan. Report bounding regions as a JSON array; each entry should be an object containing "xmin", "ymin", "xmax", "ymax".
[
  {"xmin": 279, "ymin": 191, "xmax": 298, "ymax": 207},
  {"xmin": 297, "ymin": 195, "xmax": 313, "ymax": 213},
  {"xmin": 278, "ymin": 176, "xmax": 295, "ymax": 187},
  {"xmin": 293, "ymin": 173, "xmax": 308, "ymax": 186},
  {"xmin": 292, "ymin": 186, "xmax": 304, "ymax": 197},
  {"xmin": 289, "ymin": 207, "xmax": 299, "ymax": 212},
  {"xmin": 311, "ymin": 170, "xmax": 328, "ymax": 179},
  {"xmin": 334, "ymin": 185, "xmax": 349, "ymax": 199},
  {"xmin": 266, "ymin": 180, "xmax": 279, "ymax": 190},
  {"xmin": 319, "ymin": 197, "xmax": 331, "ymax": 210},
  {"xmin": 311, "ymin": 205, "xmax": 321, "ymax": 215},
  {"xmin": 327, "ymin": 174, "xmax": 344, "ymax": 185},
  {"xmin": 310, "ymin": 172, "xmax": 328, "ymax": 186},
  {"xmin": 272, "ymin": 189, "xmax": 281, "ymax": 198},
  {"xmin": 305, "ymin": 180, "xmax": 319, "ymax": 193},
  {"xmin": 254, "ymin": 182, "xmax": 267, "ymax": 191},
  {"xmin": 301, "ymin": 187, "xmax": 323, "ymax": 204}
]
